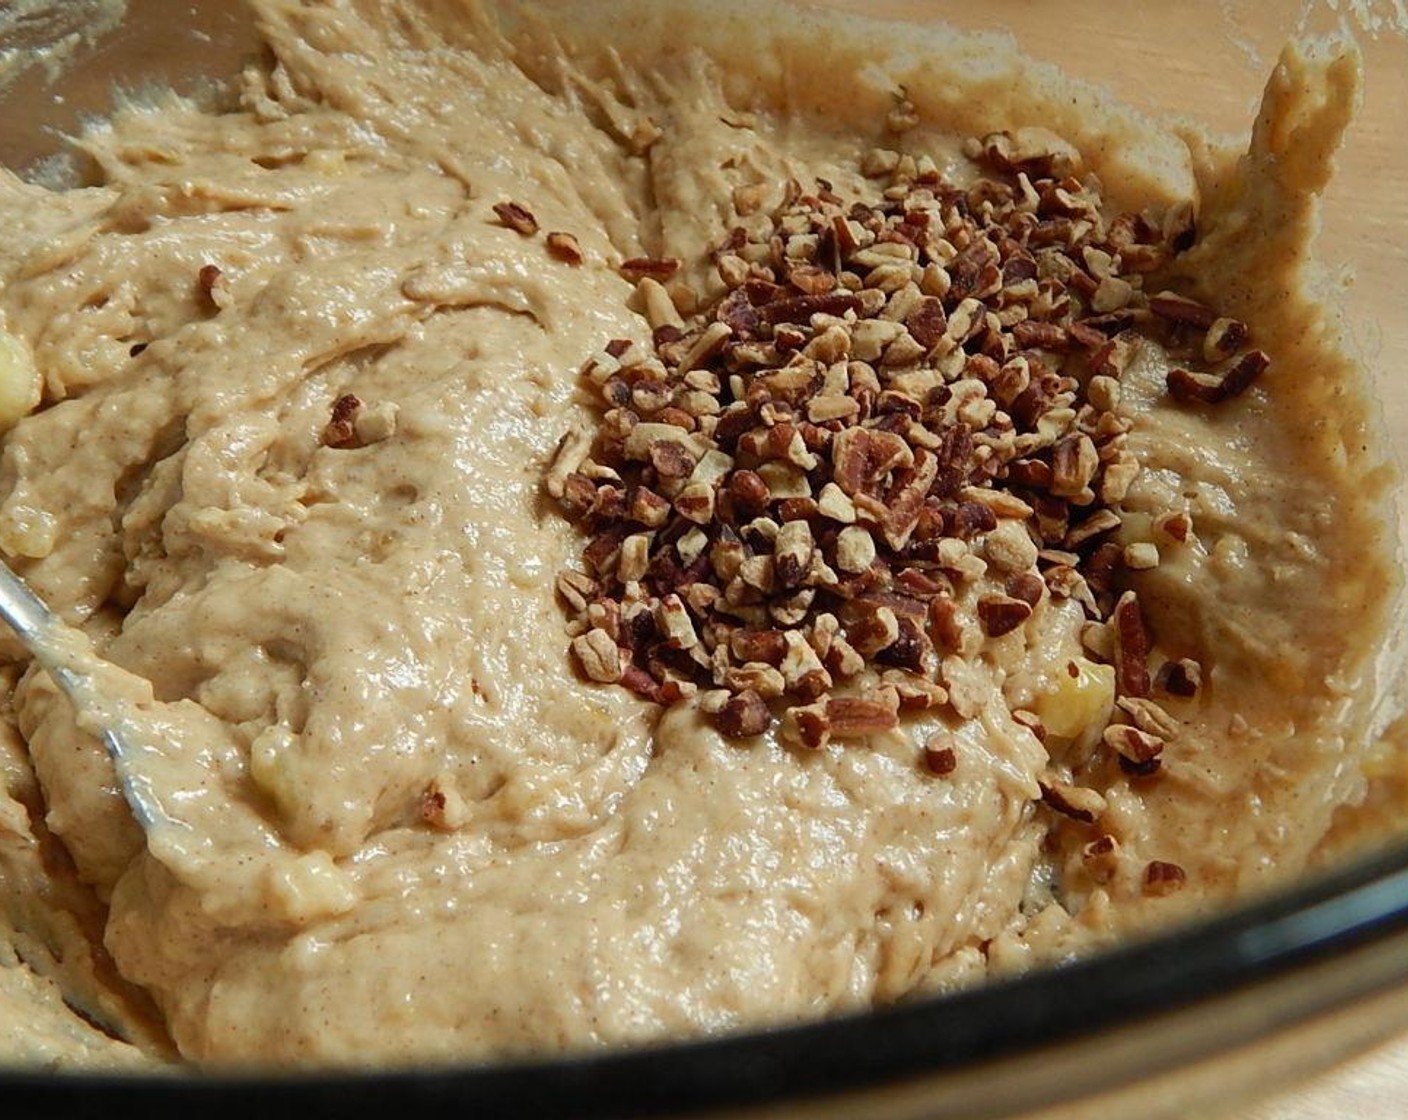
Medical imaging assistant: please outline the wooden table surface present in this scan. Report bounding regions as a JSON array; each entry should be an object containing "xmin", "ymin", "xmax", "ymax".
[{"xmin": 1246, "ymin": 1031, "xmax": 1408, "ymax": 1118}]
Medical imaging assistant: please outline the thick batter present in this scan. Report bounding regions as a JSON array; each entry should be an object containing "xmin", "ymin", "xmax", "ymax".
[{"xmin": 0, "ymin": 0, "xmax": 1399, "ymax": 1069}]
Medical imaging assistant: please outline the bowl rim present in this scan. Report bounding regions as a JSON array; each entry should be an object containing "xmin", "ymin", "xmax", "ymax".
[{"xmin": 7, "ymin": 838, "xmax": 1408, "ymax": 1119}]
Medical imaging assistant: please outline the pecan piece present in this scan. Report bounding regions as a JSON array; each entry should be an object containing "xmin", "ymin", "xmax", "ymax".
[
  {"xmin": 1111, "ymin": 591, "xmax": 1152, "ymax": 698},
  {"xmin": 555, "ymin": 569, "xmax": 598, "ymax": 613},
  {"xmin": 628, "ymin": 486, "xmax": 672, "ymax": 527},
  {"xmin": 826, "ymin": 692, "xmax": 900, "ymax": 738},
  {"xmin": 1005, "ymin": 571, "xmax": 1045, "ymax": 607},
  {"xmin": 1203, "ymin": 317, "xmax": 1249, "ymax": 361},
  {"xmin": 198, "ymin": 263, "xmax": 229, "ymax": 309},
  {"xmin": 619, "ymin": 256, "xmax": 682, "ymax": 282},
  {"xmin": 976, "ymin": 594, "xmax": 1033, "ymax": 638},
  {"xmin": 571, "ymin": 628, "xmax": 623, "ymax": 683},
  {"xmin": 905, "ymin": 296, "xmax": 948, "ymax": 350},
  {"xmin": 831, "ymin": 427, "xmax": 913, "ymax": 497},
  {"xmin": 1143, "ymin": 860, "xmax": 1187, "ymax": 896},
  {"xmin": 1064, "ymin": 509, "xmax": 1122, "ymax": 551},
  {"xmin": 1011, "ymin": 320, "xmax": 1068, "ymax": 351},
  {"xmin": 730, "ymin": 629, "xmax": 788, "ymax": 665},
  {"xmin": 785, "ymin": 700, "xmax": 832, "ymax": 750},
  {"xmin": 546, "ymin": 231, "xmax": 584, "ymax": 264},
  {"xmin": 1148, "ymin": 292, "xmax": 1217, "ymax": 329},
  {"xmin": 493, "ymin": 201, "xmax": 538, "ymax": 235},
  {"xmin": 1040, "ymin": 779, "xmax": 1107, "ymax": 824},
  {"xmin": 1167, "ymin": 350, "xmax": 1269, "ymax": 405},
  {"xmin": 1012, "ymin": 708, "xmax": 1047, "ymax": 742},
  {"xmin": 420, "ymin": 778, "xmax": 468, "ymax": 831},
  {"xmin": 323, "ymin": 393, "xmax": 363, "ymax": 449},
  {"xmin": 728, "ymin": 470, "xmax": 773, "ymax": 519},
  {"xmin": 1117, "ymin": 696, "xmax": 1180, "ymax": 740},
  {"xmin": 760, "ymin": 291, "xmax": 862, "ymax": 325},
  {"xmin": 874, "ymin": 614, "xmax": 931, "ymax": 672},
  {"xmin": 773, "ymin": 519, "xmax": 815, "ymax": 590},
  {"xmin": 1103, "ymin": 723, "xmax": 1165, "ymax": 765},
  {"xmin": 1082, "ymin": 834, "xmax": 1120, "ymax": 884},
  {"xmin": 1050, "ymin": 434, "xmax": 1099, "ymax": 501},
  {"xmin": 715, "ymin": 689, "xmax": 771, "ymax": 738},
  {"xmin": 846, "ymin": 603, "xmax": 900, "ymax": 656},
  {"xmin": 787, "ymin": 262, "xmax": 837, "ymax": 295},
  {"xmin": 928, "ymin": 596, "xmax": 965, "ymax": 652},
  {"xmin": 1155, "ymin": 657, "xmax": 1203, "ymax": 698},
  {"xmin": 923, "ymin": 734, "xmax": 957, "ymax": 776},
  {"xmin": 879, "ymin": 452, "xmax": 939, "ymax": 550}
]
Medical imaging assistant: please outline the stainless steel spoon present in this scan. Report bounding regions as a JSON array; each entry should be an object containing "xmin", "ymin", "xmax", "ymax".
[
  {"xmin": 0, "ymin": 560, "xmax": 356, "ymax": 919},
  {"xmin": 0, "ymin": 560, "xmax": 165, "ymax": 830}
]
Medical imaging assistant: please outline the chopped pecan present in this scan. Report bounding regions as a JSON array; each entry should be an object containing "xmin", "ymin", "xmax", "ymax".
[
  {"xmin": 1011, "ymin": 320, "xmax": 1068, "ymax": 351},
  {"xmin": 826, "ymin": 692, "xmax": 900, "ymax": 738},
  {"xmin": 905, "ymin": 296, "xmax": 948, "ymax": 350},
  {"xmin": 760, "ymin": 291, "xmax": 862, "ymax": 325},
  {"xmin": 1111, "ymin": 591, "xmax": 1152, "ymax": 698},
  {"xmin": 715, "ymin": 688, "xmax": 771, "ymax": 738},
  {"xmin": 831, "ymin": 427, "xmax": 913, "ymax": 496},
  {"xmin": 874, "ymin": 614, "xmax": 931, "ymax": 672},
  {"xmin": 546, "ymin": 231, "xmax": 584, "ymax": 264},
  {"xmin": 1143, "ymin": 860, "xmax": 1187, "ymax": 896},
  {"xmin": 923, "ymin": 735, "xmax": 957, "ymax": 776},
  {"xmin": 650, "ymin": 440, "xmax": 696, "ymax": 481},
  {"xmin": 1103, "ymin": 723, "xmax": 1164, "ymax": 764},
  {"xmin": 1157, "ymin": 511, "xmax": 1192, "ymax": 543},
  {"xmin": 546, "ymin": 117, "xmax": 1267, "ymax": 763},
  {"xmin": 1040, "ymin": 779, "xmax": 1107, "ymax": 824},
  {"xmin": 198, "ymin": 263, "xmax": 228, "ymax": 309},
  {"xmin": 1011, "ymin": 708, "xmax": 1047, "ymax": 742},
  {"xmin": 628, "ymin": 486, "xmax": 672, "ymax": 528},
  {"xmin": 728, "ymin": 470, "xmax": 772, "ymax": 519},
  {"xmin": 1050, "ymin": 434, "xmax": 1099, "ymax": 500},
  {"xmin": 927, "ymin": 596, "xmax": 965, "ymax": 652},
  {"xmin": 1203, "ymin": 317, "xmax": 1248, "ymax": 361},
  {"xmin": 571, "ymin": 628, "xmax": 623, "ymax": 683},
  {"xmin": 952, "ymin": 501, "xmax": 999, "ymax": 539},
  {"xmin": 787, "ymin": 262, "xmax": 837, "ymax": 295},
  {"xmin": 773, "ymin": 519, "xmax": 815, "ymax": 589},
  {"xmin": 619, "ymin": 256, "xmax": 682, "ymax": 282},
  {"xmin": 1005, "ymin": 571, "xmax": 1045, "ymax": 607},
  {"xmin": 885, "ymin": 670, "xmax": 947, "ymax": 710},
  {"xmin": 555, "ymin": 569, "xmax": 598, "ymax": 613},
  {"xmin": 1155, "ymin": 657, "xmax": 1202, "ymax": 698},
  {"xmin": 731, "ymin": 628, "xmax": 788, "ymax": 665},
  {"xmin": 1082, "ymin": 834, "xmax": 1120, "ymax": 884},
  {"xmin": 1064, "ymin": 509, "xmax": 1122, "ymax": 551},
  {"xmin": 783, "ymin": 700, "xmax": 830, "ymax": 750},
  {"xmin": 1148, "ymin": 291, "xmax": 1217, "ymax": 329},
  {"xmin": 323, "ymin": 393, "xmax": 363, "ymax": 449},
  {"xmin": 1117, "ymin": 696, "xmax": 1180, "ymax": 740},
  {"xmin": 976, "ymin": 594, "xmax": 1032, "ymax": 638},
  {"xmin": 1167, "ymin": 349, "xmax": 1269, "ymax": 404},
  {"xmin": 846, "ymin": 603, "xmax": 900, "ymax": 656},
  {"xmin": 493, "ymin": 201, "xmax": 538, "ymax": 235}
]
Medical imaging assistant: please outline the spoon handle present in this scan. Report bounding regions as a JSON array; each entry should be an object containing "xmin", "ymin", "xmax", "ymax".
[
  {"xmin": 0, "ymin": 560, "xmax": 83, "ymax": 689},
  {"xmin": 0, "ymin": 560, "xmax": 162, "ymax": 828}
]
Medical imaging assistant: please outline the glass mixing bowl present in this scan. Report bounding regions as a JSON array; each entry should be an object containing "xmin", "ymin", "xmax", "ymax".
[{"xmin": 1, "ymin": 2, "xmax": 1405, "ymax": 1116}]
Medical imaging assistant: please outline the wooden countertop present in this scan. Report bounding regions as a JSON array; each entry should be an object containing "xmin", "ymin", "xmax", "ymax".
[{"xmin": 1247, "ymin": 1032, "xmax": 1408, "ymax": 1119}]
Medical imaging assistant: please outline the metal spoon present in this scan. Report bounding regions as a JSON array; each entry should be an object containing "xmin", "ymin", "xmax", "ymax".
[
  {"xmin": 0, "ymin": 560, "xmax": 166, "ymax": 830},
  {"xmin": 0, "ymin": 561, "xmax": 345, "ymax": 920}
]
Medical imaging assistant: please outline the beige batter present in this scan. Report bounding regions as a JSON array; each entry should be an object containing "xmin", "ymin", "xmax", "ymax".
[{"xmin": 0, "ymin": 0, "xmax": 1400, "ymax": 1070}]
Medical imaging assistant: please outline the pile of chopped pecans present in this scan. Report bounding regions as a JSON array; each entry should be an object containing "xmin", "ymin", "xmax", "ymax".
[{"xmin": 545, "ymin": 126, "xmax": 1264, "ymax": 770}]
